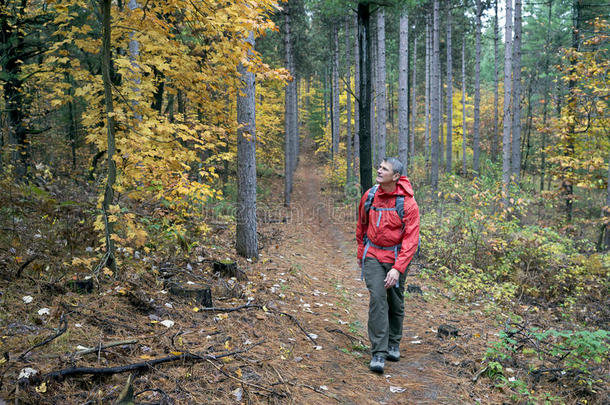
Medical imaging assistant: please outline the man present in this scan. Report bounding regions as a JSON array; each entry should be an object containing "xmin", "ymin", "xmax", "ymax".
[{"xmin": 356, "ymin": 157, "xmax": 420, "ymax": 373}]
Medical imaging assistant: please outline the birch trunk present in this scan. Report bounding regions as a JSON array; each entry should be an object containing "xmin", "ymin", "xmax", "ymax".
[
  {"xmin": 410, "ymin": 34, "xmax": 417, "ymax": 164},
  {"xmin": 510, "ymin": 0, "xmax": 522, "ymax": 181},
  {"xmin": 431, "ymin": 1, "xmax": 440, "ymax": 190},
  {"xmin": 473, "ymin": 0, "xmax": 481, "ymax": 176},
  {"xmin": 492, "ymin": 0, "xmax": 499, "ymax": 161},
  {"xmin": 425, "ymin": 18, "xmax": 430, "ymax": 166},
  {"xmin": 100, "ymin": 0, "xmax": 117, "ymax": 272},
  {"xmin": 445, "ymin": 4, "xmax": 453, "ymax": 173},
  {"xmin": 236, "ymin": 31, "xmax": 258, "ymax": 258},
  {"xmin": 398, "ymin": 11, "xmax": 409, "ymax": 168},
  {"xmin": 358, "ymin": 3, "xmax": 373, "ymax": 191},
  {"xmin": 376, "ymin": 10, "xmax": 386, "ymax": 165},
  {"xmin": 502, "ymin": 0, "xmax": 514, "ymax": 196}
]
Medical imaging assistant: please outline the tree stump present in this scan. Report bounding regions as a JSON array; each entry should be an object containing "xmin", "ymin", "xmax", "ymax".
[
  {"xmin": 213, "ymin": 260, "xmax": 247, "ymax": 281},
  {"xmin": 437, "ymin": 324, "xmax": 459, "ymax": 339},
  {"xmin": 169, "ymin": 283, "xmax": 213, "ymax": 307},
  {"xmin": 406, "ymin": 284, "xmax": 423, "ymax": 295},
  {"xmin": 66, "ymin": 278, "xmax": 94, "ymax": 294}
]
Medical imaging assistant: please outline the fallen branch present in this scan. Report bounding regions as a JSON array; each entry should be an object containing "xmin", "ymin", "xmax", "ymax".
[
  {"xmin": 25, "ymin": 340, "xmax": 265, "ymax": 385},
  {"xmin": 325, "ymin": 328, "xmax": 363, "ymax": 345},
  {"xmin": 205, "ymin": 359, "xmax": 284, "ymax": 397},
  {"xmin": 73, "ymin": 339, "xmax": 138, "ymax": 357},
  {"xmin": 19, "ymin": 313, "xmax": 67, "ymax": 361},
  {"xmin": 200, "ymin": 302, "xmax": 261, "ymax": 313}
]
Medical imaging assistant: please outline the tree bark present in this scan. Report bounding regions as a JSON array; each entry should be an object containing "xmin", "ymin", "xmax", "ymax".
[
  {"xmin": 473, "ymin": 0, "xmax": 482, "ymax": 176},
  {"xmin": 540, "ymin": 0, "xmax": 553, "ymax": 192},
  {"xmin": 284, "ymin": 7, "xmax": 293, "ymax": 206},
  {"xmin": 100, "ymin": 0, "xmax": 117, "ymax": 272},
  {"xmin": 332, "ymin": 22, "xmax": 340, "ymax": 163},
  {"xmin": 563, "ymin": 0, "xmax": 580, "ymax": 221},
  {"xmin": 346, "ymin": 17, "xmax": 352, "ymax": 184},
  {"xmin": 236, "ymin": 31, "xmax": 258, "ymax": 258},
  {"xmin": 462, "ymin": 39, "xmax": 467, "ymax": 176},
  {"xmin": 492, "ymin": 0, "xmax": 499, "ymax": 162},
  {"xmin": 510, "ymin": 0, "xmax": 522, "ymax": 181},
  {"xmin": 425, "ymin": 17, "xmax": 430, "ymax": 168},
  {"xmin": 398, "ymin": 11, "xmax": 409, "ymax": 167},
  {"xmin": 431, "ymin": 0, "xmax": 440, "ymax": 190},
  {"xmin": 502, "ymin": 0, "xmax": 514, "ymax": 197},
  {"xmin": 358, "ymin": 3, "xmax": 372, "ymax": 192},
  {"xmin": 445, "ymin": 4, "xmax": 453, "ymax": 173},
  {"xmin": 370, "ymin": 14, "xmax": 377, "ymax": 166},
  {"xmin": 353, "ymin": 13, "xmax": 360, "ymax": 178},
  {"xmin": 410, "ymin": 34, "xmax": 417, "ymax": 167}
]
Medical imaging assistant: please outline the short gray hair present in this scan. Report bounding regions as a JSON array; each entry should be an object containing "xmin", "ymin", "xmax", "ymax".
[{"xmin": 383, "ymin": 157, "xmax": 404, "ymax": 176}]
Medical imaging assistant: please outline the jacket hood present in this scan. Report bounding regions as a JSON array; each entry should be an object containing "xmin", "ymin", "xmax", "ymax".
[{"xmin": 378, "ymin": 176, "xmax": 414, "ymax": 197}]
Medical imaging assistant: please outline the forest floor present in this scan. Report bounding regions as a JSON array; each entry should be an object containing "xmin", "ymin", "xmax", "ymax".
[{"xmin": 1, "ymin": 144, "xmax": 565, "ymax": 404}]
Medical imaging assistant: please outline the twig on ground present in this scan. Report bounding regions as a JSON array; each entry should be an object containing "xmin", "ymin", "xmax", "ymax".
[
  {"xmin": 73, "ymin": 339, "xmax": 138, "ymax": 357},
  {"xmin": 25, "ymin": 340, "xmax": 265, "ymax": 385},
  {"xmin": 297, "ymin": 383, "xmax": 341, "ymax": 402},
  {"xmin": 19, "ymin": 313, "xmax": 67, "ymax": 361},
  {"xmin": 325, "ymin": 327, "xmax": 363, "ymax": 345},
  {"xmin": 204, "ymin": 358, "xmax": 284, "ymax": 396}
]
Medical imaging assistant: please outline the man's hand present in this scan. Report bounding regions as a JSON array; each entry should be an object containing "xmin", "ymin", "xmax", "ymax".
[{"xmin": 384, "ymin": 268, "xmax": 400, "ymax": 289}]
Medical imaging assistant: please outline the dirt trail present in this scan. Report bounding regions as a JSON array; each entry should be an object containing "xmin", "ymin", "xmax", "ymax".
[{"xmin": 259, "ymin": 150, "xmax": 475, "ymax": 404}]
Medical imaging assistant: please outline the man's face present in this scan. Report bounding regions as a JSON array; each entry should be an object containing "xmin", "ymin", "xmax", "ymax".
[{"xmin": 376, "ymin": 161, "xmax": 399, "ymax": 185}]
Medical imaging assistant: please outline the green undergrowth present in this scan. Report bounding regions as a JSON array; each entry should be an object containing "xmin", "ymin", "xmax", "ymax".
[{"xmin": 416, "ymin": 172, "xmax": 609, "ymax": 404}]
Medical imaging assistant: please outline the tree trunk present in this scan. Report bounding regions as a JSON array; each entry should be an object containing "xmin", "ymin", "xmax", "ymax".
[
  {"xmin": 236, "ymin": 31, "xmax": 258, "ymax": 258},
  {"xmin": 425, "ymin": 18, "xmax": 430, "ymax": 168},
  {"xmin": 370, "ymin": 15, "xmax": 377, "ymax": 167},
  {"xmin": 100, "ymin": 0, "xmax": 117, "ymax": 272},
  {"xmin": 492, "ymin": 0, "xmax": 499, "ymax": 162},
  {"xmin": 358, "ymin": 3, "xmax": 372, "ymax": 192},
  {"xmin": 521, "ymin": 78, "xmax": 532, "ymax": 172},
  {"xmin": 462, "ymin": 39, "xmax": 467, "ymax": 176},
  {"xmin": 473, "ymin": 0, "xmax": 482, "ymax": 176},
  {"xmin": 540, "ymin": 0, "xmax": 553, "ymax": 192},
  {"xmin": 510, "ymin": 0, "xmax": 522, "ymax": 181},
  {"xmin": 431, "ymin": 1, "xmax": 440, "ymax": 190},
  {"xmin": 284, "ymin": 8, "xmax": 293, "ymax": 206},
  {"xmin": 502, "ymin": 0, "xmax": 514, "ymax": 197},
  {"xmin": 445, "ymin": 4, "xmax": 453, "ymax": 173},
  {"xmin": 346, "ymin": 17, "xmax": 352, "ymax": 184},
  {"xmin": 410, "ymin": 33, "xmax": 417, "ymax": 166},
  {"xmin": 375, "ymin": 8, "xmax": 387, "ymax": 167},
  {"xmin": 293, "ymin": 73, "xmax": 299, "ymax": 171},
  {"xmin": 398, "ymin": 11, "xmax": 409, "ymax": 168},
  {"xmin": 332, "ymin": 22, "xmax": 340, "ymax": 163},
  {"xmin": 563, "ymin": 0, "xmax": 580, "ymax": 222},
  {"xmin": 353, "ymin": 13, "xmax": 360, "ymax": 178}
]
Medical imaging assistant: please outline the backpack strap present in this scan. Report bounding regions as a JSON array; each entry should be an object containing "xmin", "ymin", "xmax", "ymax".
[
  {"xmin": 364, "ymin": 184, "xmax": 379, "ymax": 216},
  {"xmin": 395, "ymin": 195, "xmax": 405, "ymax": 220}
]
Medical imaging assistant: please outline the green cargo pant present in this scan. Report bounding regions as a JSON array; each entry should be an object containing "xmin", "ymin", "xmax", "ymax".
[{"xmin": 363, "ymin": 257, "xmax": 407, "ymax": 358}]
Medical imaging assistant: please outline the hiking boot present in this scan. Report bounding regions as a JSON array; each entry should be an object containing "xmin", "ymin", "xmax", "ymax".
[
  {"xmin": 369, "ymin": 355, "xmax": 385, "ymax": 373},
  {"xmin": 387, "ymin": 346, "xmax": 400, "ymax": 362}
]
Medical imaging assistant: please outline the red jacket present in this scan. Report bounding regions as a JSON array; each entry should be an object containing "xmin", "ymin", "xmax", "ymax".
[{"xmin": 356, "ymin": 176, "xmax": 420, "ymax": 274}]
